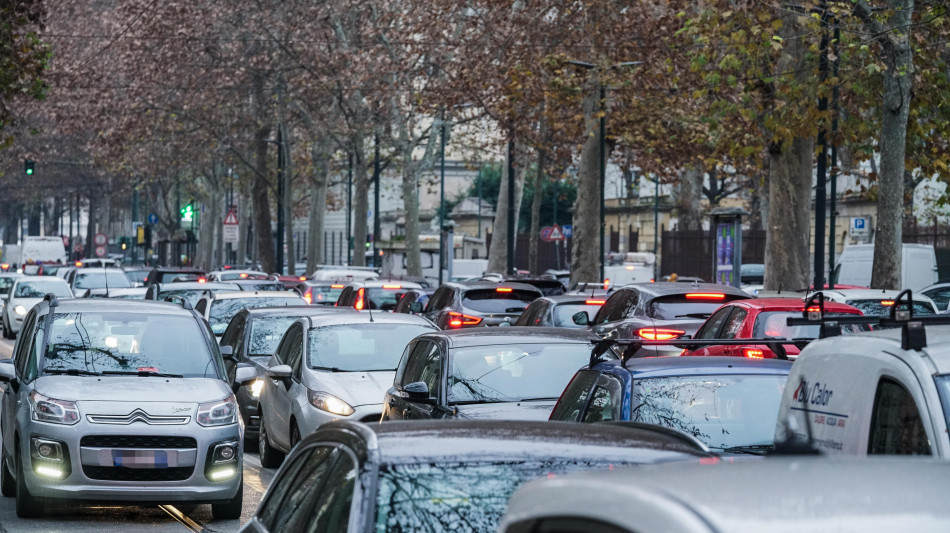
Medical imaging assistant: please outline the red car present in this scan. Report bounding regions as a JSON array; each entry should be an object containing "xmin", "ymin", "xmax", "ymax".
[{"xmin": 684, "ymin": 298, "xmax": 867, "ymax": 359}]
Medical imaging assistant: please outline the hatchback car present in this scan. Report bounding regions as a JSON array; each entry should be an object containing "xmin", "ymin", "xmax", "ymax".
[
  {"xmin": 381, "ymin": 328, "xmax": 599, "ymax": 422},
  {"xmin": 423, "ymin": 281, "xmax": 543, "ymax": 329},
  {"xmin": 206, "ymin": 270, "xmax": 272, "ymax": 282},
  {"xmin": 335, "ymin": 280, "xmax": 423, "ymax": 311},
  {"xmin": 3, "ymin": 276, "xmax": 73, "ymax": 339},
  {"xmin": 144, "ymin": 267, "xmax": 206, "ymax": 286},
  {"xmin": 194, "ymin": 291, "xmax": 307, "ymax": 337},
  {"xmin": 257, "ymin": 313, "xmax": 437, "ymax": 467},
  {"xmin": 813, "ymin": 288, "xmax": 939, "ymax": 317},
  {"xmin": 576, "ymin": 282, "xmax": 750, "ymax": 356},
  {"xmin": 684, "ymin": 297, "xmax": 868, "ymax": 359},
  {"xmin": 514, "ymin": 294, "xmax": 606, "ymax": 328},
  {"xmin": 550, "ymin": 356, "xmax": 791, "ymax": 455},
  {"xmin": 391, "ymin": 288, "xmax": 434, "ymax": 314},
  {"xmin": 0, "ymin": 297, "xmax": 253, "ymax": 518},
  {"xmin": 66, "ymin": 267, "xmax": 133, "ymax": 293},
  {"xmin": 240, "ymin": 419, "xmax": 711, "ymax": 533}
]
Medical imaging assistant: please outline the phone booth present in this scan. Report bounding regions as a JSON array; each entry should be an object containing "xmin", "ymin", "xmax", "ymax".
[{"xmin": 708, "ymin": 207, "xmax": 748, "ymax": 288}]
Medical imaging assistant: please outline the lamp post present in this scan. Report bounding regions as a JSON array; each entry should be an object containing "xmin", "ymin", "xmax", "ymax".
[
  {"xmin": 439, "ymin": 121, "xmax": 447, "ymax": 285},
  {"xmin": 567, "ymin": 60, "xmax": 642, "ymax": 283}
]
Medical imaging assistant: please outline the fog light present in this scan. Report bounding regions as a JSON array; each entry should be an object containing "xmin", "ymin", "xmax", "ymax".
[
  {"xmin": 31, "ymin": 437, "xmax": 63, "ymax": 462},
  {"xmin": 219, "ymin": 446, "xmax": 235, "ymax": 461},
  {"xmin": 211, "ymin": 441, "xmax": 239, "ymax": 464},
  {"xmin": 38, "ymin": 443, "xmax": 53, "ymax": 458},
  {"xmin": 209, "ymin": 467, "xmax": 235, "ymax": 481},
  {"xmin": 34, "ymin": 465, "xmax": 64, "ymax": 479}
]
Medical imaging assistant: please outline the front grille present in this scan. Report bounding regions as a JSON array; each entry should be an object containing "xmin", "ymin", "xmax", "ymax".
[
  {"xmin": 83, "ymin": 465, "xmax": 194, "ymax": 482},
  {"xmin": 80, "ymin": 435, "xmax": 197, "ymax": 449}
]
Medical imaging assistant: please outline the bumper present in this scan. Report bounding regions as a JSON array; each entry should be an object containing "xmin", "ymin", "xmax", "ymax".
[{"xmin": 20, "ymin": 422, "xmax": 242, "ymax": 503}]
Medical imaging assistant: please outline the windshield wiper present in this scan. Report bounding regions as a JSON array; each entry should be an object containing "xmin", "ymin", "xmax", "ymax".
[
  {"xmin": 44, "ymin": 368, "xmax": 101, "ymax": 376},
  {"xmin": 101, "ymin": 370, "xmax": 184, "ymax": 378},
  {"xmin": 311, "ymin": 366, "xmax": 351, "ymax": 372},
  {"xmin": 716, "ymin": 444, "xmax": 774, "ymax": 456},
  {"xmin": 518, "ymin": 396, "xmax": 558, "ymax": 402}
]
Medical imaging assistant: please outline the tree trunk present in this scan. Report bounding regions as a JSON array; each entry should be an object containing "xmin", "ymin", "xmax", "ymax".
[
  {"xmin": 570, "ymin": 81, "xmax": 601, "ymax": 286},
  {"xmin": 307, "ymin": 139, "xmax": 331, "ymax": 272},
  {"xmin": 236, "ymin": 189, "xmax": 249, "ymax": 266},
  {"xmin": 528, "ymin": 148, "xmax": 545, "ymax": 275},
  {"xmin": 351, "ymin": 137, "xmax": 370, "ymax": 267},
  {"xmin": 487, "ymin": 140, "xmax": 521, "ymax": 274},
  {"xmin": 252, "ymin": 126, "xmax": 276, "ymax": 274},
  {"xmin": 282, "ymin": 124, "xmax": 295, "ymax": 275},
  {"xmin": 676, "ymin": 166, "xmax": 704, "ymax": 230}
]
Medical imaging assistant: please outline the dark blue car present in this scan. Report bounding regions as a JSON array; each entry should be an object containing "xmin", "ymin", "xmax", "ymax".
[{"xmin": 549, "ymin": 356, "xmax": 792, "ymax": 455}]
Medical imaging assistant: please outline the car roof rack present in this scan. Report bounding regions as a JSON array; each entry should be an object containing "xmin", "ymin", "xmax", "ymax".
[
  {"xmin": 43, "ymin": 292, "xmax": 59, "ymax": 307},
  {"xmin": 587, "ymin": 335, "xmax": 806, "ymax": 367}
]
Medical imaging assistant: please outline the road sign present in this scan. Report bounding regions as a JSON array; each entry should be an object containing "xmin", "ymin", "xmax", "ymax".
[
  {"xmin": 548, "ymin": 224, "xmax": 565, "ymax": 241},
  {"xmin": 94, "ymin": 233, "xmax": 107, "ymax": 246},
  {"xmin": 562, "ymin": 225, "xmax": 572, "ymax": 238},
  {"xmin": 73, "ymin": 243, "xmax": 84, "ymax": 254},
  {"xmin": 223, "ymin": 209, "xmax": 240, "ymax": 244},
  {"xmin": 95, "ymin": 245, "xmax": 107, "ymax": 258},
  {"xmin": 147, "ymin": 213, "xmax": 158, "ymax": 225},
  {"xmin": 540, "ymin": 226, "xmax": 553, "ymax": 241}
]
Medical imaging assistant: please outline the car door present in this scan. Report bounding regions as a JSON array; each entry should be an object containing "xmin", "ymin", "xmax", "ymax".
[
  {"xmin": 715, "ymin": 307, "xmax": 748, "ymax": 357},
  {"xmin": 3, "ymin": 310, "xmax": 39, "ymax": 459},
  {"xmin": 690, "ymin": 306, "xmax": 736, "ymax": 356},
  {"xmin": 385, "ymin": 340, "xmax": 427, "ymax": 421},
  {"xmin": 405, "ymin": 341, "xmax": 449, "ymax": 419},
  {"xmin": 270, "ymin": 325, "xmax": 304, "ymax": 450}
]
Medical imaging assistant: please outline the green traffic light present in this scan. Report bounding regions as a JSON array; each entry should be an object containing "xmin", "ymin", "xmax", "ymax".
[{"xmin": 25, "ymin": 169, "xmax": 33, "ymax": 175}]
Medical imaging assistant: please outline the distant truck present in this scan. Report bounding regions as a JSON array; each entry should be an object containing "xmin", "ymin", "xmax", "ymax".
[
  {"xmin": 21, "ymin": 236, "xmax": 68, "ymax": 265},
  {"xmin": 603, "ymin": 252, "xmax": 656, "ymax": 287},
  {"xmin": 833, "ymin": 243, "xmax": 937, "ymax": 291}
]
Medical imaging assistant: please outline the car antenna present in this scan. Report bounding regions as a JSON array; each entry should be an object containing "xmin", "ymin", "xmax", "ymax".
[
  {"xmin": 103, "ymin": 261, "xmax": 109, "ymax": 297},
  {"xmin": 366, "ymin": 299, "xmax": 375, "ymax": 322}
]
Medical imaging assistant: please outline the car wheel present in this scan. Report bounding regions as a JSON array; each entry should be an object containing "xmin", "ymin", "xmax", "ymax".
[
  {"xmin": 290, "ymin": 423, "xmax": 301, "ymax": 450},
  {"xmin": 257, "ymin": 415, "xmax": 285, "ymax": 469},
  {"xmin": 211, "ymin": 480, "xmax": 243, "ymax": 520},
  {"xmin": 15, "ymin": 442, "xmax": 42, "ymax": 518},
  {"xmin": 1, "ymin": 454, "xmax": 15, "ymax": 497},
  {"xmin": 2, "ymin": 321, "xmax": 11, "ymax": 340}
]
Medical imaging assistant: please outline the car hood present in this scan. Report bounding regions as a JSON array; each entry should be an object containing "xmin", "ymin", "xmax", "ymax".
[
  {"xmin": 306, "ymin": 370, "xmax": 395, "ymax": 407},
  {"xmin": 34, "ymin": 375, "xmax": 232, "ymax": 404},
  {"xmin": 455, "ymin": 400, "xmax": 557, "ymax": 421},
  {"xmin": 7, "ymin": 297, "xmax": 42, "ymax": 311}
]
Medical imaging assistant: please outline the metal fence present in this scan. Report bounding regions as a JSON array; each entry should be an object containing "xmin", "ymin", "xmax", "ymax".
[{"xmin": 660, "ymin": 228, "xmax": 766, "ymax": 281}]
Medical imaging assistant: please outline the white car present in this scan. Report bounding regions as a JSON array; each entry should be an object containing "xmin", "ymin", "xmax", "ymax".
[
  {"xmin": 812, "ymin": 288, "xmax": 938, "ymax": 317},
  {"xmin": 193, "ymin": 291, "xmax": 307, "ymax": 337},
  {"xmin": 498, "ymin": 457, "xmax": 950, "ymax": 533},
  {"xmin": 66, "ymin": 267, "xmax": 133, "ymax": 293},
  {"xmin": 256, "ymin": 312, "xmax": 437, "ymax": 468},
  {"xmin": 205, "ymin": 270, "xmax": 272, "ymax": 282},
  {"xmin": 2, "ymin": 276, "xmax": 72, "ymax": 339}
]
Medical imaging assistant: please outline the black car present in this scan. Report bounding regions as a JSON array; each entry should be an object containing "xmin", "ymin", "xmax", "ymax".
[
  {"xmin": 391, "ymin": 288, "xmax": 434, "ymax": 314},
  {"xmin": 514, "ymin": 294, "xmax": 607, "ymax": 328},
  {"xmin": 144, "ymin": 281, "xmax": 239, "ymax": 305},
  {"xmin": 423, "ymin": 281, "xmax": 543, "ymax": 329},
  {"xmin": 145, "ymin": 267, "xmax": 206, "ymax": 286},
  {"xmin": 217, "ymin": 305, "xmax": 355, "ymax": 444},
  {"xmin": 503, "ymin": 277, "xmax": 566, "ymax": 296},
  {"xmin": 242, "ymin": 419, "xmax": 710, "ymax": 533},
  {"xmin": 577, "ymin": 282, "xmax": 750, "ymax": 356},
  {"xmin": 381, "ymin": 328, "xmax": 599, "ymax": 422}
]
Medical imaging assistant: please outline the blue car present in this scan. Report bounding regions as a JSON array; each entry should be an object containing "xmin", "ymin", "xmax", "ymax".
[{"xmin": 549, "ymin": 356, "xmax": 792, "ymax": 455}]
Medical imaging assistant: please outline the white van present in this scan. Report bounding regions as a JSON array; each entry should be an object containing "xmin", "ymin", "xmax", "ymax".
[
  {"xmin": 603, "ymin": 252, "xmax": 656, "ymax": 286},
  {"xmin": 833, "ymin": 243, "xmax": 937, "ymax": 290},
  {"xmin": 20, "ymin": 236, "xmax": 67, "ymax": 265},
  {"xmin": 774, "ymin": 322, "xmax": 950, "ymax": 457}
]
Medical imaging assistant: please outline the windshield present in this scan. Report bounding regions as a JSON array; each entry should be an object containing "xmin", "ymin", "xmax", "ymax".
[
  {"xmin": 0, "ymin": 277, "xmax": 15, "ymax": 296},
  {"xmin": 448, "ymin": 343, "xmax": 589, "ymax": 403},
  {"xmin": 74, "ymin": 271, "xmax": 133, "ymax": 290},
  {"xmin": 553, "ymin": 304, "xmax": 604, "ymax": 328},
  {"xmin": 461, "ymin": 289, "xmax": 538, "ymax": 314},
  {"xmin": 248, "ymin": 316, "xmax": 299, "ymax": 358},
  {"xmin": 308, "ymin": 323, "xmax": 435, "ymax": 371},
  {"xmin": 846, "ymin": 300, "xmax": 935, "ymax": 317},
  {"xmin": 160, "ymin": 289, "xmax": 212, "ymax": 306},
  {"xmin": 753, "ymin": 311, "xmax": 871, "ymax": 338},
  {"xmin": 124, "ymin": 270, "xmax": 148, "ymax": 284},
  {"xmin": 362, "ymin": 288, "xmax": 413, "ymax": 310},
  {"xmin": 208, "ymin": 296, "xmax": 303, "ymax": 334},
  {"xmin": 14, "ymin": 280, "xmax": 72, "ymax": 298},
  {"xmin": 648, "ymin": 294, "xmax": 743, "ymax": 319},
  {"xmin": 309, "ymin": 285, "xmax": 344, "ymax": 304},
  {"xmin": 43, "ymin": 312, "xmax": 218, "ymax": 378},
  {"xmin": 375, "ymin": 460, "xmax": 637, "ymax": 533},
  {"xmin": 631, "ymin": 374, "xmax": 787, "ymax": 451}
]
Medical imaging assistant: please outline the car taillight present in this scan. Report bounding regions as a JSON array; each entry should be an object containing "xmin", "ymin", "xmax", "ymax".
[
  {"xmin": 496, "ymin": 287, "xmax": 513, "ymax": 293},
  {"xmin": 198, "ymin": 278, "xmax": 206, "ymax": 283},
  {"xmin": 383, "ymin": 284, "xmax": 402, "ymax": 289},
  {"xmin": 331, "ymin": 284, "xmax": 344, "ymax": 289},
  {"xmin": 586, "ymin": 300, "xmax": 606, "ymax": 305},
  {"xmin": 881, "ymin": 300, "xmax": 895, "ymax": 306},
  {"xmin": 742, "ymin": 348, "xmax": 765, "ymax": 359},
  {"xmin": 637, "ymin": 328, "xmax": 685, "ymax": 341},
  {"xmin": 355, "ymin": 288, "xmax": 365, "ymax": 310},
  {"xmin": 240, "ymin": 273, "xmax": 248, "ymax": 278},
  {"xmin": 303, "ymin": 292, "xmax": 312, "ymax": 304},
  {"xmin": 299, "ymin": 276, "xmax": 307, "ymax": 281},
  {"xmin": 447, "ymin": 312, "xmax": 482, "ymax": 328},
  {"xmin": 685, "ymin": 293, "xmax": 725, "ymax": 300}
]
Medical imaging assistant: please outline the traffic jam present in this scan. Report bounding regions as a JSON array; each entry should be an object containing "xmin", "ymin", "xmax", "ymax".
[{"xmin": 0, "ymin": 260, "xmax": 948, "ymax": 532}]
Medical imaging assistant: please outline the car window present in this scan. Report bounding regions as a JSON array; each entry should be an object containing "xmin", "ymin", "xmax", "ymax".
[
  {"xmin": 73, "ymin": 271, "xmax": 132, "ymax": 290},
  {"xmin": 308, "ymin": 323, "xmax": 436, "ymax": 372},
  {"xmin": 304, "ymin": 449, "xmax": 357, "ymax": 532},
  {"xmin": 648, "ymin": 294, "xmax": 742, "ymax": 320},
  {"xmin": 0, "ymin": 277, "xmax": 16, "ymax": 295},
  {"xmin": 207, "ymin": 296, "xmax": 304, "ymax": 335},
  {"xmin": 14, "ymin": 280, "xmax": 72, "ymax": 298},
  {"xmin": 402, "ymin": 340, "xmax": 441, "ymax": 396},
  {"xmin": 219, "ymin": 313, "xmax": 246, "ymax": 358},
  {"xmin": 460, "ymin": 289, "xmax": 539, "ymax": 314},
  {"xmin": 868, "ymin": 378, "xmax": 931, "ymax": 455},
  {"xmin": 923, "ymin": 288, "xmax": 950, "ymax": 310},
  {"xmin": 258, "ymin": 446, "xmax": 335, "ymax": 529},
  {"xmin": 580, "ymin": 373, "xmax": 624, "ymax": 423},
  {"xmin": 720, "ymin": 308, "xmax": 748, "ymax": 339},
  {"xmin": 549, "ymin": 371, "xmax": 601, "ymax": 422},
  {"xmin": 337, "ymin": 287, "xmax": 353, "ymax": 307},
  {"xmin": 393, "ymin": 340, "xmax": 419, "ymax": 387},
  {"xmin": 847, "ymin": 299, "xmax": 935, "ymax": 317},
  {"xmin": 552, "ymin": 303, "xmax": 605, "ymax": 328},
  {"xmin": 248, "ymin": 316, "xmax": 299, "ymax": 360},
  {"xmin": 695, "ymin": 307, "xmax": 734, "ymax": 340},
  {"xmin": 753, "ymin": 311, "xmax": 870, "ymax": 338},
  {"xmin": 514, "ymin": 301, "xmax": 543, "ymax": 326},
  {"xmin": 285, "ymin": 327, "xmax": 304, "ymax": 375},
  {"xmin": 593, "ymin": 290, "xmax": 637, "ymax": 324},
  {"xmin": 195, "ymin": 299, "xmax": 207, "ymax": 314},
  {"xmin": 425, "ymin": 287, "xmax": 448, "ymax": 312},
  {"xmin": 14, "ymin": 312, "xmax": 37, "ymax": 379}
]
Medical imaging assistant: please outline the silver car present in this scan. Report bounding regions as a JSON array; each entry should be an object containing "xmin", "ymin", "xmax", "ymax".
[
  {"xmin": 2, "ymin": 276, "xmax": 73, "ymax": 339},
  {"xmin": 0, "ymin": 297, "xmax": 255, "ymax": 519}
]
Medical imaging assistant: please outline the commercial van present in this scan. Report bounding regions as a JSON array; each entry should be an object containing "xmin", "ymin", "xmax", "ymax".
[
  {"xmin": 775, "ymin": 324, "xmax": 950, "ymax": 457},
  {"xmin": 20, "ymin": 236, "xmax": 67, "ymax": 265},
  {"xmin": 833, "ymin": 243, "xmax": 936, "ymax": 290},
  {"xmin": 603, "ymin": 252, "xmax": 656, "ymax": 286}
]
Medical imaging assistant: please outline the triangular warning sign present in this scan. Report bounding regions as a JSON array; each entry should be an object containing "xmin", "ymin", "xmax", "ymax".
[
  {"xmin": 549, "ymin": 224, "xmax": 565, "ymax": 240},
  {"xmin": 223, "ymin": 209, "xmax": 239, "ymax": 225}
]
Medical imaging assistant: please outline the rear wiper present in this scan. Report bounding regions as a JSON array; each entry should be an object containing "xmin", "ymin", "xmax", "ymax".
[
  {"xmin": 101, "ymin": 370, "xmax": 184, "ymax": 378},
  {"xmin": 717, "ymin": 444, "xmax": 774, "ymax": 456},
  {"xmin": 44, "ymin": 368, "xmax": 101, "ymax": 376},
  {"xmin": 674, "ymin": 313, "xmax": 711, "ymax": 319}
]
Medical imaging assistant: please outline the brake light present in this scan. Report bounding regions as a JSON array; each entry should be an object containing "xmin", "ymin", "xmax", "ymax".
[
  {"xmin": 637, "ymin": 328, "xmax": 685, "ymax": 341},
  {"xmin": 331, "ymin": 284, "xmax": 345, "ymax": 289},
  {"xmin": 496, "ymin": 287, "xmax": 513, "ymax": 293},
  {"xmin": 685, "ymin": 293, "xmax": 725, "ymax": 300},
  {"xmin": 303, "ymin": 292, "xmax": 312, "ymax": 304},
  {"xmin": 75, "ymin": 261, "xmax": 83, "ymax": 267},
  {"xmin": 586, "ymin": 300, "xmax": 606, "ymax": 305},
  {"xmin": 881, "ymin": 300, "xmax": 895, "ymax": 306},
  {"xmin": 198, "ymin": 278, "xmax": 206, "ymax": 283},
  {"xmin": 604, "ymin": 279, "xmax": 610, "ymax": 288},
  {"xmin": 355, "ymin": 288, "xmax": 365, "ymax": 310},
  {"xmin": 804, "ymin": 306, "xmax": 822, "ymax": 312},
  {"xmin": 223, "ymin": 265, "xmax": 232, "ymax": 269},
  {"xmin": 383, "ymin": 284, "xmax": 402, "ymax": 289},
  {"xmin": 447, "ymin": 311, "xmax": 482, "ymax": 328},
  {"xmin": 742, "ymin": 348, "xmax": 765, "ymax": 359},
  {"xmin": 240, "ymin": 273, "xmax": 248, "ymax": 278},
  {"xmin": 0, "ymin": 264, "xmax": 7, "ymax": 270},
  {"xmin": 299, "ymin": 276, "xmax": 306, "ymax": 281}
]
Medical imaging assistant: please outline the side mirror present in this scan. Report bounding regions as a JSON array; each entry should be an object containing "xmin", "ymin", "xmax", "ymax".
[
  {"xmin": 0, "ymin": 360, "xmax": 15, "ymax": 383},
  {"xmin": 233, "ymin": 363, "xmax": 258, "ymax": 387},
  {"xmin": 408, "ymin": 302, "xmax": 424, "ymax": 313},
  {"xmin": 403, "ymin": 381, "xmax": 435, "ymax": 403},
  {"xmin": 219, "ymin": 344, "xmax": 235, "ymax": 360},
  {"xmin": 266, "ymin": 364, "xmax": 292, "ymax": 380},
  {"xmin": 572, "ymin": 311, "xmax": 590, "ymax": 326}
]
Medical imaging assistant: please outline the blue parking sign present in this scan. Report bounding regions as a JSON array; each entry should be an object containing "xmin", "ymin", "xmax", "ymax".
[{"xmin": 562, "ymin": 225, "xmax": 572, "ymax": 238}]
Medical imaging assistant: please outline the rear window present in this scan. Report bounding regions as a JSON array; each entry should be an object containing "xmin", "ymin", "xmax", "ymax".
[
  {"xmin": 308, "ymin": 285, "xmax": 344, "ymax": 304},
  {"xmin": 161, "ymin": 272, "xmax": 203, "ymax": 283},
  {"xmin": 124, "ymin": 270, "xmax": 148, "ymax": 284},
  {"xmin": 365, "ymin": 287, "xmax": 413, "ymax": 311},
  {"xmin": 74, "ymin": 271, "xmax": 133, "ymax": 290},
  {"xmin": 753, "ymin": 311, "xmax": 870, "ymax": 338},
  {"xmin": 208, "ymin": 296, "xmax": 304, "ymax": 334},
  {"xmin": 461, "ymin": 289, "xmax": 539, "ymax": 314},
  {"xmin": 648, "ymin": 294, "xmax": 744, "ymax": 320},
  {"xmin": 847, "ymin": 300, "xmax": 935, "ymax": 317}
]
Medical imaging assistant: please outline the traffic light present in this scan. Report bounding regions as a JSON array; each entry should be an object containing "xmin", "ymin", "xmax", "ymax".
[
  {"xmin": 180, "ymin": 203, "xmax": 194, "ymax": 222},
  {"xmin": 24, "ymin": 160, "xmax": 34, "ymax": 176}
]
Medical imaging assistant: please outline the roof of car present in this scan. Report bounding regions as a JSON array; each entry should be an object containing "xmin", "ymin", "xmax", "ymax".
[
  {"xmin": 592, "ymin": 355, "xmax": 792, "ymax": 377},
  {"xmin": 149, "ymin": 267, "xmax": 205, "ymax": 273},
  {"xmin": 157, "ymin": 282, "xmax": 237, "ymax": 291},
  {"xmin": 307, "ymin": 420, "xmax": 710, "ymax": 466},
  {"xmin": 350, "ymin": 280, "xmax": 424, "ymax": 289},
  {"xmin": 207, "ymin": 290, "xmax": 303, "ymax": 301},
  {"xmin": 74, "ymin": 268, "xmax": 126, "ymax": 274},
  {"xmin": 46, "ymin": 298, "xmax": 195, "ymax": 315},
  {"xmin": 419, "ymin": 327, "xmax": 598, "ymax": 348},
  {"xmin": 13, "ymin": 275, "xmax": 64, "ymax": 282},
  {"xmin": 542, "ymin": 294, "xmax": 609, "ymax": 304},
  {"xmin": 612, "ymin": 281, "xmax": 750, "ymax": 298},
  {"xmin": 303, "ymin": 311, "xmax": 436, "ymax": 328},
  {"xmin": 815, "ymin": 288, "xmax": 928, "ymax": 300},
  {"xmin": 243, "ymin": 305, "xmax": 356, "ymax": 318},
  {"xmin": 802, "ymin": 326, "xmax": 950, "ymax": 373},
  {"xmin": 447, "ymin": 280, "xmax": 544, "ymax": 293},
  {"xmin": 502, "ymin": 457, "xmax": 950, "ymax": 533},
  {"xmin": 726, "ymin": 297, "xmax": 862, "ymax": 313}
]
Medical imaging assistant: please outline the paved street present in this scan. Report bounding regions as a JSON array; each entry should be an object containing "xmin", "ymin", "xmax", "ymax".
[{"xmin": 0, "ymin": 338, "xmax": 273, "ymax": 532}]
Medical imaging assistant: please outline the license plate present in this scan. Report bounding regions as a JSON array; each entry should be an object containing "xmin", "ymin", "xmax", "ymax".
[{"xmin": 112, "ymin": 450, "xmax": 168, "ymax": 469}]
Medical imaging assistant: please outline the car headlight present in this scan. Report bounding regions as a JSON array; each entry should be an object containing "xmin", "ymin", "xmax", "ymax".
[
  {"xmin": 29, "ymin": 391, "xmax": 80, "ymax": 425},
  {"xmin": 249, "ymin": 379, "xmax": 264, "ymax": 398},
  {"xmin": 308, "ymin": 390, "xmax": 354, "ymax": 416},
  {"xmin": 197, "ymin": 395, "xmax": 238, "ymax": 427},
  {"xmin": 14, "ymin": 305, "xmax": 27, "ymax": 316}
]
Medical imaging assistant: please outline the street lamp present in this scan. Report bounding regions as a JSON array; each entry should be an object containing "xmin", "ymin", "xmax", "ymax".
[
  {"xmin": 438, "ymin": 104, "xmax": 474, "ymax": 285},
  {"xmin": 567, "ymin": 60, "xmax": 642, "ymax": 283}
]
